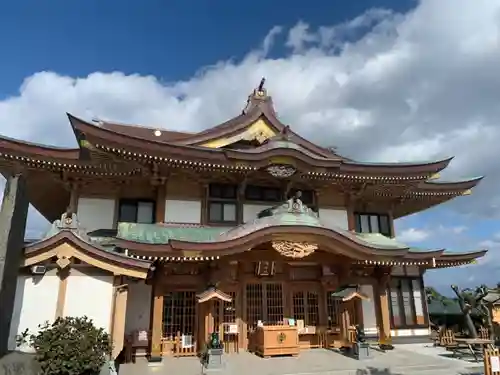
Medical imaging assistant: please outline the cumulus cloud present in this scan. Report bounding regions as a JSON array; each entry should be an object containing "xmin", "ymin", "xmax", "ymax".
[
  {"xmin": 397, "ymin": 228, "xmax": 430, "ymax": 243},
  {"xmin": 0, "ymin": 0, "xmax": 500, "ymax": 240}
]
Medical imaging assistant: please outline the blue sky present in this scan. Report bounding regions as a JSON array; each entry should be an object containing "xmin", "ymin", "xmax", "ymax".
[
  {"xmin": 1, "ymin": 0, "xmax": 499, "ymax": 295},
  {"xmin": 0, "ymin": 0, "xmax": 415, "ymax": 96}
]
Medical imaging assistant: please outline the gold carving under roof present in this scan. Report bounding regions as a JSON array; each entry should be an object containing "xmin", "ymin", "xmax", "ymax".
[{"xmin": 272, "ymin": 241, "xmax": 317, "ymax": 258}]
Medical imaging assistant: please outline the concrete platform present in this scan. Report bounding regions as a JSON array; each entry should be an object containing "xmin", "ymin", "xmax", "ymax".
[{"xmin": 118, "ymin": 347, "xmax": 484, "ymax": 375}]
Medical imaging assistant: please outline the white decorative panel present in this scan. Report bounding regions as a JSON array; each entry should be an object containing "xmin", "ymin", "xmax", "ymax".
[
  {"xmin": 391, "ymin": 328, "xmax": 430, "ymax": 337},
  {"xmin": 412, "ymin": 279, "xmax": 424, "ymax": 317},
  {"xmin": 318, "ymin": 208, "xmax": 349, "ymax": 230},
  {"xmin": 8, "ymin": 275, "xmax": 59, "ymax": 350},
  {"xmin": 164, "ymin": 199, "xmax": 201, "ymax": 224},
  {"xmin": 64, "ymin": 273, "xmax": 114, "ymax": 332},
  {"xmin": 77, "ymin": 197, "xmax": 116, "ymax": 232},
  {"xmin": 360, "ymin": 284, "xmax": 377, "ymax": 335},
  {"xmin": 125, "ymin": 282, "xmax": 151, "ymax": 334},
  {"xmin": 391, "ymin": 266, "xmax": 405, "ymax": 276},
  {"xmin": 406, "ymin": 266, "xmax": 420, "ymax": 276},
  {"xmin": 243, "ymin": 204, "xmax": 273, "ymax": 223}
]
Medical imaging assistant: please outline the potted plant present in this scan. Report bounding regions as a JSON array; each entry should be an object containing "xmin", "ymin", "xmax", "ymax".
[
  {"xmin": 200, "ymin": 332, "xmax": 224, "ymax": 370},
  {"xmin": 16, "ymin": 316, "xmax": 112, "ymax": 375}
]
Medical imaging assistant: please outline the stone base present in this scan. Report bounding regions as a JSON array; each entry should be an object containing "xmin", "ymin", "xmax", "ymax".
[
  {"xmin": 353, "ymin": 343, "xmax": 371, "ymax": 360},
  {"xmin": 147, "ymin": 356, "xmax": 163, "ymax": 366}
]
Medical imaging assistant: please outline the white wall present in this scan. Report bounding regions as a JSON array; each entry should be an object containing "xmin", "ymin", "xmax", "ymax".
[
  {"xmin": 8, "ymin": 275, "xmax": 59, "ymax": 350},
  {"xmin": 125, "ymin": 282, "xmax": 152, "ymax": 334},
  {"xmin": 243, "ymin": 204, "xmax": 273, "ymax": 223},
  {"xmin": 64, "ymin": 272, "xmax": 114, "ymax": 332},
  {"xmin": 77, "ymin": 197, "xmax": 116, "ymax": 232},
  {"xmin": 318, "ymin": 208, "xmax": 349, "ymax": 230},
  {"xmin": 360, "ymin": 284, "xmax": 377, "ymax": 336},
  {"xmin": 391, "ymin": 328, "xmax": 430, "ymax": 337},
  {"xmin": 164, "ymin": 199, "xmax": 201, "ymax": 223}
]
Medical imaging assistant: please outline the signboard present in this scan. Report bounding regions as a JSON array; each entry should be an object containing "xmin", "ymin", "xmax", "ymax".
[
  {"xmin": 227, "ymin": 323, "xmax": 238, "ymax": 334},
  {"xmin": 491, "ymin": 356, "xmax": 500, "ymax": 372}
]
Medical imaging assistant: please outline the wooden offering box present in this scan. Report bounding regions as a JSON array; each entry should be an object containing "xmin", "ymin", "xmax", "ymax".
[{"xmin": 254, "ymin": 325, "xmax": 299, "ymax": 358}]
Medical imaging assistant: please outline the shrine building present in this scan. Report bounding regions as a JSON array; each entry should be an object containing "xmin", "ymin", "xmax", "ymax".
[{"xmin": 0, "ymin": 80, "xmax": 486, "ymax": 361}]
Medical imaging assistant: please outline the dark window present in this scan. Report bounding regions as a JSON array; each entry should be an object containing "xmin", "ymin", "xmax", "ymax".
[
  {"xmin": 387, "ymin": 277, "xmax": 427, "ymax": 328},
  {"xmin": 354, "ymin": 213, "xmax": 391, "ymax": 236},
  {"xmin": 118, "ymin": 199, "xmax": 155, "ymax": 224},
  {"xmin": 208, "ymin": 183, "xmax": 238, "ymax": 224},
  {"xmin": 245, "ymin": 185, "xmax": 283, "ymax": 202}
]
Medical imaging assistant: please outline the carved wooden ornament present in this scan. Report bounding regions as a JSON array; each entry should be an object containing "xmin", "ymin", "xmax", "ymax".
[{"xmin": 272, "ymin": 241, "xmax": 317, "ymax": 258}]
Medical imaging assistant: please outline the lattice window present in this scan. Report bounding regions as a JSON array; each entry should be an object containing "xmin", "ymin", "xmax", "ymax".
[
  {"xmin": 246, "ymin": 283, "xmax": 284, "ymax": 331},
  {"xmin": 293, "ymin": 292, "xmax": 306, "ymax": 321},
  {"xmin": 246, "ymin": 284, "xmax": 263, "ymax": 331},
  {"xmin": 293, "ymin": 291, "xmax": 319, "ymax": 326},
  {"xmin": 162, "ymin": 291, "xmax": 196, "ymax": 339},
  {"xmin": 307, "ymin": 292, "xmax": 319, "ymax": 326},
  {"xmin": 266, "ymin": 284, "xmax": 284, "ymax": 325},
  {"xmin": 326, "ymin": 293, "xmax": 342, "ymax": 328},
  {"xmin": 222, "ymin": 291, "xmax": 237, "ymax": 333}
]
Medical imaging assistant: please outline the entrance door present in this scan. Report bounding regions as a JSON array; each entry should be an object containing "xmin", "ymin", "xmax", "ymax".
[
  {"xmin": 245, "ymin": 283, "xmax": 284, "ymax": 350},
  {"xmin": 162, "ymin": 291, "xmax": 197, "ymax": 356}
]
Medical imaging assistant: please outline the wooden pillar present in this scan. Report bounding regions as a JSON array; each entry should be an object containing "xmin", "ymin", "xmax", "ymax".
[
  {"xmin": 236, "ymin": 282, "xmax": 244, "ymax": 350},
  {"xmin": 374, "ymin": 270, "xmax": 391, "ymax": 343},
  {"xmin": 0, "ymin": 174, "xmax": 29, "ymax": 355},
  {"xmin": 318, "ymin": 283, "xmax": 327, "ymax": 327},
  {"xmin": 149, "ymin": 281, "xmax": 164, "ymax": 362},
  {"xmin": 345, "ymin": 194, "xmax": 356, "ymax": 231},
  {"xmin": 110, "ymin": 276, "xmax": 128, "ymax": 359},
  {"xmin": 155, "ymin": 183, "xmax": 166, "ymax": 223},
  {"xmin": 340, "ymin": 302, "xmax": 351, "ymax": 343},
  {"xmin": 55, "ymin": 268, "xmax": 70, "ymax": 319},
  {"xmin": 388, "ymin": 210, "xmax": 396, "ymax": 238},
  {"xmin": 68, "ymin": 182, "xmax": 80, "ymax": 214}
]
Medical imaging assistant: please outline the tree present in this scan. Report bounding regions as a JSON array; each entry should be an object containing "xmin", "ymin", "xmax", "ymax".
[{"xmin": 17, "ymin": 316, "xmax": 112, "ymax": 375}]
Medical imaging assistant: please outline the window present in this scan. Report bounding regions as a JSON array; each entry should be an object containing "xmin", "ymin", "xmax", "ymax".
[
  {"xmin": 387, "ymin": 277, "xmax": 427, "ymax": 328},
  {"xmin": 118, "ymin": 199, "xmax": 155, "ymax": 224},
  {"xmin": 245, "ymin": 185, "xmax": 283, "ymax": 202},
  {"xmin": 208, "ymin": 183, "xmax": 238, "ymax": 223},
  {"xmin": 326, "ymin": 293, "xmax": 342, "ymax": 328},
  {"xmin": 245, "ymin": 283, "xmax": 284, "ymax": 331},
  {"xmin": 292, "ymin": 291, "xmax": 319, "ymax": 326},
  {"xmin": 354, "ymin": 213, "xmax": 391, "ymax": 236}
]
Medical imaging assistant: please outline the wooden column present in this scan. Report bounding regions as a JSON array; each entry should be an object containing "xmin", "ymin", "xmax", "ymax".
[
  {"xmin": 68, "ymin": 182, "xmax": 80, "ymax": 214},
  {"xmin": 344, "ymin": 194, "xmax": 356, "ymax": 231},
  {"xmin": 149, "ymin": 282, "xmax": 164, "ymax": 362},
  {"xmin": 388, "ymin": 210, "xmax": 396, "ymax": 238},
  {"xmin": 374, "ymin": 269, "xmax": 391, "ymax": 343},
  {"xmin": 110, "ymin": 276, "xmax": 129, "ymax": 359},
  {"xmin": 55, "ymin": 268, "xmax": 70, "ymax": 319},
  {"xmin": 155, "ymin": 182, "xmax": 166, "ymax": 223},
  {"xmin": 236, "ymin": 281, "xmax": 244, "ymax": 350}
]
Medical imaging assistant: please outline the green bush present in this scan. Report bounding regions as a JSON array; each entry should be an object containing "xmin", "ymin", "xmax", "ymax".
[{"xmin": 17, "ymin": 316, "xmax": 112, "ymax": 375}]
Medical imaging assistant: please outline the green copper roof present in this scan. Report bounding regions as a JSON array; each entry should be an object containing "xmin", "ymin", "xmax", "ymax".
[
  {"xmin": 109, "ymin": 198, "xmax": 482, "ymax": 257},
  {"xmin": 117, "ymin": 223, "xmax": 229, "ymax": 244}
]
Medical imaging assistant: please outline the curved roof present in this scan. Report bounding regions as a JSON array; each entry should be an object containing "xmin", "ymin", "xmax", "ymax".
[
  {"xmin": 22, "ymin": 215, "xmax": 152, "ymax": 278},
  {"xmin": 111, "ymin": 198, "xmax": 486, "ymax": 266},
  {"xmin": 67, "ymin": 113, "xmax": 453, "ymax": 179}
]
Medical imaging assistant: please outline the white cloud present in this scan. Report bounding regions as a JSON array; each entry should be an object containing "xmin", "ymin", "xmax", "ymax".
[
  {"xmin": 0, "ymin": 0, "xmax": 500, "ymax": 238},
  {"xmin": 397, "ymin": 228, "xmax": 430, "ymax": 243}
]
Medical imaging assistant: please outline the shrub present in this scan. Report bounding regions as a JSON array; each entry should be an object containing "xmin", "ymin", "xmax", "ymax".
[{"xmin": 17, "ymin": 316, "xmax": 112, "ymax": 375}]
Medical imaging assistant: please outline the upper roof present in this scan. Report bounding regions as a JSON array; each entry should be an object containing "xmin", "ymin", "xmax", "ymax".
[{"xmin": 0, "ymin": 79, "xmax": 482, "ymax": 221}]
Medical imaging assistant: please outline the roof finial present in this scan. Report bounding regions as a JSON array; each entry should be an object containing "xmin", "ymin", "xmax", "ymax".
[{"xmin": 258, "ymin": 77, "xmax": 266, "ymax": 92}]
